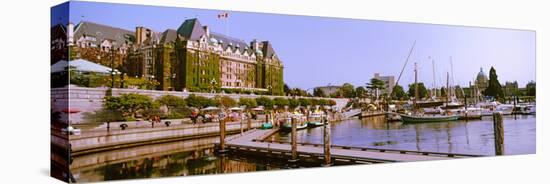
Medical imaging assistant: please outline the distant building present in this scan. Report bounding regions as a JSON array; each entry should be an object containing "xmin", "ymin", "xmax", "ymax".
[
  {"xmin": 475, "ymin": 67, "xmax": 488, "ymax": 91},
  {"xmin": 373, "ymin": 73, "xmax": 395, "ymax": 95},
  {"xmin": 315, "ymin": 85, "xmax": 342, "ymax": 96},
  {"xmin": 503, "ymin": 81, "xmax": 519, "ymax": 96}
]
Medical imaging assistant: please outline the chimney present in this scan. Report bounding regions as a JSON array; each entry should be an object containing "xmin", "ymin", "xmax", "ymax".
[
  {"xmin": 203, "ymin": 26, "xmax": 210, "ymax": 37},
  {"xmin": 136, "ymin": 26, "xmax": 146, "ymax": 45},
  {"xmin": 251, "ymin": 39, "xmax": 259, "ymax": 51},
  {"xmin": 67, "ymin": 22, "xmax": 74, "ymax": 46}
]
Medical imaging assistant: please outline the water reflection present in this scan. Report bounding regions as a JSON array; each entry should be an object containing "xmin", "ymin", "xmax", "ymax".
[
  {"xmin": 70, "ymin": 138, "xmax": 286, "ymax": 182},
  {"xmin": 270, "ymin": 115, "xmax": 536, "ymax": 155},
  {"xmin": 67, "ymin": 115, "xmax": 535, "ymax": 182}
]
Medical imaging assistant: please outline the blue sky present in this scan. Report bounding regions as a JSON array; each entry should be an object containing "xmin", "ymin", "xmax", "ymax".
[{"xmin": 52, "ymin": 1, "xmax": 536, "ymax": 91}]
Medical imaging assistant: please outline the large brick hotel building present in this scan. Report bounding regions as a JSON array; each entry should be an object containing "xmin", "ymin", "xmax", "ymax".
[{"xmin": 51, "ymin": 18, "xmax": 284, "ymax": 95}]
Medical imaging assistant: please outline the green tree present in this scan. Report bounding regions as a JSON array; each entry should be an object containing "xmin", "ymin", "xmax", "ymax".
[
  {"xmin": 255, "ymin": 97, "xmax": 274, "ymax": 109},
  {"xmin": 298, "ymin": 98, "xmax": 311, "ymax": 107},
  {"xmin": 526, "ymin": 81, "xmax": 536, "ymax": 96},
  {"xmin": 104, "ymin": 93, "xmax": 158, "ymax": 120},
  {"xmin": 328, "ymin": 99, "xmax": 337, "ymax": 106},
  {"xmin": 273, "ymin": 97, "xmax": 290, "ymax": 108},
  {"xmin": 214, "ymin": 95, "xmax": 237, "ymax": 108},
  {"xmin": 341, "ymin": 83, "xmax": 356, "ymax": 98},
  {"xmin": 238, "ymin": 98, "xmax": 257, "ymax": 108},
  {"xmin": 391, "ymin": 85, "xmax": 408, "ymax": 100},
  {"xmin": 82, "ymin": 109, "xmax": 123, "ymax": 123},
  {"xmin": 407, "ymin": 82, "xmax": 428, "ymax": 100},
  {"xmin": 318, "ymin": 99, "xmax": 329, "ymax": 106},
  {"xmin": 310, "ymin": 98, "xmax": 320, "ymax": 106},
  {"xmin": 283, "ymin": 83, "xmax": 291, "ymax": 96},
  {"xmin": 288, "ymin": 98, "xmax": 300, "ymax": 109},
  {"xmin": 156, "ymin": 95, "xmax": 186, "ymax": 113},
  {"xmin": 367, "ymin": 78, "xmax": 386, "ymax": 100},
  {"xmin": 186, "ymin": 94, "xmax": 215, "ymax": 108},
  {"xmin": 313, "ymin": 88, "xmax": 326, "ymax": 97},
  {"xmin": 440, "ymin": 87, "xmax": 447, "ymax": 97},
  {"xmin": 484, "ymin": 67, "xmax": 504, "ymax": 99},
  {"xmin": 355, "ymin": 86, "xmax": 367, "ymax": 98}
]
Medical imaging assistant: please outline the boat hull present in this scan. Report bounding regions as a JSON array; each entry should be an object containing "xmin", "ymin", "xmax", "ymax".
[
  {"xmin": 458, "ymin": 115, "xmax": 482, "ymax": 120},
  {"xmin": 281, "ymin": 123, "xmax": 308, "ymax": 131},
  {"xmin": 306, "ymin": 121, "xmax": 325, "ymax": 127},
  {"xmin": 400, "ymin": 114, "xmax": 459, "ymax": 123},
  {"xmin": 260, "ymin": 123, "xmax": 273, "ymax": 129}
]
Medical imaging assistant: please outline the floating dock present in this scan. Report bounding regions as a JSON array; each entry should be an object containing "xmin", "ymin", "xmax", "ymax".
[{"xmin": 219, "ymin": 129, "xmax": 482, "ymax": 164}]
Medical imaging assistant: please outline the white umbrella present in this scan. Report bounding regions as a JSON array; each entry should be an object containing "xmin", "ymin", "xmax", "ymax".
[
  {"xmin": 229, "ymin": 107, "xmax": 244, "ymax": 111},
  {"xmin": 51, "ymin": 59, "xmax": 120, "ymax": 74},
  {"xmin": 202, "ymin": 106, "xmax": 220, "ymax": 111}
]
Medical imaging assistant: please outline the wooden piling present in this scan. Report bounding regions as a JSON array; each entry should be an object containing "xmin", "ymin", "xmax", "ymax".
[
  {"xmin": 493, "ymin": 112, "xmax": 504, "ymax": 155},
  {"xmin": 240, "ymin": 113, "xmax": 244, "ymax": 135},
  {"xmin": 219, "ymin": 118, "xmax": 227, "ymax": 153},
  {"xmin": 289, "ymin": 117, "xmax": 298, "ymax": 162},
  {"xmin": 247, "ymin": 113, "xmax": 252, "ymax": 130},
  {"xmin": 323, "ymin": 113, "xmax": 332, "ymax": 166}
]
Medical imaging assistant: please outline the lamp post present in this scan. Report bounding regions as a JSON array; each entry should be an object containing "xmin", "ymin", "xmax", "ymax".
[
  {"xmin": 150, "ymin": 75, "xmax": 155, "ymax": 90},
  {"xmin": 267, "ymin": 85, "xmax": 272, "ymax": 95},
  {"xmin": 171, "ymin": 73, "xmax": 176, "ymax": 91},
  {"xmin": 211, "ymin": 78, "xmax": 217, "ymax": 93}
]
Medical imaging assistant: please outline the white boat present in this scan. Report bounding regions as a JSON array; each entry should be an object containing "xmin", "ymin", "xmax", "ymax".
[
  {"xmin": 457, "ymin": 107, "xmax": 483, "ymax": 120},
  {"xmin": 496, "ymin": 104, "xmax": 514, "ymax": 115},
  {"xmin": 476, "ymin": 101, "xmax": 499, "ymax": 116},
  {"xmin": 513, "ymin": 105, "xmax": 536, "ymax": 115},
  {"xmin": 306, "ymin": 111, "xmax": 326, "ymax": 127}
]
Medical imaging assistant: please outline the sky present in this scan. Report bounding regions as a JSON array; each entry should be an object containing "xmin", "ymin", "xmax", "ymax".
[{"xmin": 52, "ymin": 1, "xmax": 536, "ymax": 91}]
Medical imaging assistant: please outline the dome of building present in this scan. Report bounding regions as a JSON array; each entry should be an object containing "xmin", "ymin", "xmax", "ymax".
[{"xmin": 475, "ymin": 67, "xmax": 489, "ymax": 89}]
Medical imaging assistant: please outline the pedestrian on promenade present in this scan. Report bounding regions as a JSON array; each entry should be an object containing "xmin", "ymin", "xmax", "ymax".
[{"xmin": 190, "ymin": 110, "xmax": 198, "ymax": 125}]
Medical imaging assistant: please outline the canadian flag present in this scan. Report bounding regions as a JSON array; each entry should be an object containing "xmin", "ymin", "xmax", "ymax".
[{"xmin": 217, "ymin": 12, "xmax": 229, "ymax": 19}]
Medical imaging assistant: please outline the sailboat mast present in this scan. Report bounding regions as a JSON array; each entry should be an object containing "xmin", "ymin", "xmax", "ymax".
[
  {"xmin": 446, "ymin": 72, "xmax": 450, "ymax": 105},
  {"xmin": 391, "ymin": 40, "xmax": 416, "ymax": 99},
  {"xmin": 450, "ymin": 57, "xmax": 455, "ymax": 98},
  {"xmin": 432, "ymin": 58, "xmax": 436, "ymax": 98},
  {"xmin": 414, "ymin": 62, "xmax": 419, "ymax": 112}
]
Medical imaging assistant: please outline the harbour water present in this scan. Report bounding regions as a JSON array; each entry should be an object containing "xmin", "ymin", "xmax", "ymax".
[
  {"xmin": 270, "ymin": 115, "xmax": 536, "ymax": 155},
  {"xmin": 68, "ymin": 115, "xmax": 535, "ymax": 182}
]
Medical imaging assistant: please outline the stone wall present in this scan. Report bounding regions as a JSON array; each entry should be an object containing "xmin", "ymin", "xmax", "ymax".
[
  {"xmin": 69, "ymin": 121, "xmax": 262, "ymax": 155},
  {"xmin": 51, "ymin": 86, "xmax": 349, "ymax": 123}
]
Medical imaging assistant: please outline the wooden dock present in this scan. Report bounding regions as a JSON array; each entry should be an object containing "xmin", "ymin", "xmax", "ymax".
[{"xmin": 220, "ymin": 129, "xmax": 481, "ymax": 164}]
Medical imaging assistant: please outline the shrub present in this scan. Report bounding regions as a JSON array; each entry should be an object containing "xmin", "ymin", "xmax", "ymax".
[
  {"xmin": 104, "ymin": 93, "xmax": 158, "ymax": 119},
  {"xmin": 215, "ymin": 95, "xmax": 237, "ymax": 108},
  {"xmin": 239, "ymin": 98, "xmax": 257, "ymax": 108},
  {"xmin": 329, "ymin": 99, "xmax": 337, "ymax": 106},
  {"xmin": 82, "ymin": 109, "xmax": 123, "ymax": 123},
  {"xmin": 298, "ymin": 98, "xmax": 310, "ymax": 107},
  {"xmin": 318, "ymin": 99, "xmax": 329, "ymax": 106},
  {"xmin": 186, "ymin": 94, "xmax": 216, "ymax": 108},
  {"xmin": 255, "ymin": 97, "xmax": 273, "ymax": 109},
  {"xmin": 288, "ymin": 98, "xmax": 300, "ymax": 109},
  {"xmin": 273, "ymin": 97, "xmax": 289, "ymax": 108},
  {"xmin": 156, "ymin": 95, "xmax": 186, "ymax": 112}
]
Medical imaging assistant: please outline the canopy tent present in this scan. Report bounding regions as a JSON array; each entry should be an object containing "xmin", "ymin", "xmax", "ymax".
[
  {"xmin": 229, "ymin": 107, "xmax": 244, "ymax": 111},
  {"xmin": 201, "ymin": 106, "xmax": 220, "ymax": 111},
  {"xmin": 51, "ymin": 59, "xmax": 119, "ymax": 74},
  {"xmin": 251, "ymin": 106, "xmax": 265, "ymax": 111}
]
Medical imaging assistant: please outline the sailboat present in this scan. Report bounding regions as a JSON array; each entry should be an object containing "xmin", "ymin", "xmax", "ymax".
[{"xmin": 400, "ymin": 62, "xmax": 459, "ymax": 123}]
